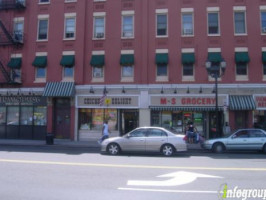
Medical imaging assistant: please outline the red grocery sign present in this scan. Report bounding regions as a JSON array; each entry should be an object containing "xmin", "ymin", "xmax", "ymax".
[{"xmin": 255, "ymin": 96, "xmax": 266, "ymax": 108}]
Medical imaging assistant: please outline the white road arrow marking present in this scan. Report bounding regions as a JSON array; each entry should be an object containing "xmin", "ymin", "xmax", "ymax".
[{"xmin": 128, "ymin": 171, "xmax": 222, "ymax": 187}]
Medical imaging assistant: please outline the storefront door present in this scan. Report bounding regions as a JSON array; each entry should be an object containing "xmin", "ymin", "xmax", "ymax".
[
  {"xmin": 235, "ymin": 111, "xmax": 248, "ymax": 129},
  {"xmin": 54, "ymin": 98, "xmax": 71, "ymax": 139},
  {"xmin": 120, "ymin": 109, "xmax": 139, "ymax": 135},
  {"xmin": 209, "ymin": 111, "xmax": 223, "ymax": 138}
]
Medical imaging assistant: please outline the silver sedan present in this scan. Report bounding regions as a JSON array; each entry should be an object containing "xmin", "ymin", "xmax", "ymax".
[
  {"xmin": 202, "ymin": 129, "xmax": 266, "ymax": 153},
  {"xmin": 101, "ymin": 127, "xmax": 187, "ymax": 156}
]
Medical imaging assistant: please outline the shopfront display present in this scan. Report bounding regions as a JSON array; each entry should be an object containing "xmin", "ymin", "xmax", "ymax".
[
  {"xmin": 150, "ymin": 95, "xmax": 227, "ymax": 139},
  {"xmin": 254, "ymin": 95, "xmax": 266, "ymax": 130},
  {"xmin": 0, "ymin": 95, "xmax": 47, "ymax": 139},
  {"xmin": 76, "ymin": 95, "xmax": 139, "ymax": 140}
]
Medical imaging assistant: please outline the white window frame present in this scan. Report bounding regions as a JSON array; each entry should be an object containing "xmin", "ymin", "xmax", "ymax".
[
  {"xmin": 10, "ymin": 54, "xmax": 22, "ymax": 84},
  {"xmin": 93, "ymin": 12, "xmax": 106, "ymax": 40},
  {"xmin": 65, "ymin": 0, "xmax": 77, "ymax": 3},
  {"xmin": 207, "ymin": 7, "xmax": 220, "ymax": 36},
  {"xmin": 260, "ymin": 6, "xmax": 266, "ymax": 35},
  {"xmin": 234, "ymin": 7, "xmax": 247, "ymax": 36},
  {"xmin": 235, "ymin": 48, "xmax": 249, "ymax": 81},
  {"xmin": 34, "ymin": 52, "xmax": 47, "ymax": 83},
  {"xmin": 121, "ymin": 50, "xmax": 134, "ymax": 82},
  {"xmin": 92, "ymin": 51, "xmax": 105, "ymax": 82},
  {"xmin": 13, "ymin": 17, "xmax": 24, "ymax": 42},
  {"xmin": 64, "ymin": 13, "xmax": 76, "ymax": 40},
  {"xmin": 37, "ymin": 15, "xmax": 49, "ymax": 41},
  {"xmin": 62, "ymin": 51, "xmax": 75, "ymax": 82},
  {"xmin": 156, "ymin": 9, "xmax": 168, "ymax": 38},
  {"xmin": 121, "ymin": 11, "xmax": 134, "ymax": 39},
  {"xmin": 181, "ymin": 8, "xmax": 194, "ymax": 37},
  {"xmin": 181, "ymin": 48, "xmax": 195, "ymax": 82}
]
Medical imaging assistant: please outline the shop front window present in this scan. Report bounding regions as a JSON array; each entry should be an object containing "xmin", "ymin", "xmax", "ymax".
[
  {"xmin": 79, "ymin": 108, "xmax": 117, "ymax": 131},
  {"xmin": 7, "ymin": 106, "xmax": 19, "ymax": 125},
  {"xmin": 20, "ymin": 107, "xmax": 33, "ymax": 125},
  {"xmin": 0, "ymin": 107, "xmax": 6, "ymax": 125},
  {"xmin": 34, "ymin": 106, "xmax": 47, "ymax": 126}
]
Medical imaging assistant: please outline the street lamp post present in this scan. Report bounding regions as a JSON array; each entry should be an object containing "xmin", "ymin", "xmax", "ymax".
[{"xmin": 205, "ymin": 60, "xmax": 226, "ymax": 138}]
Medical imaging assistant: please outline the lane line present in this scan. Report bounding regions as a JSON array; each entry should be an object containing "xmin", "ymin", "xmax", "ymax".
[
  {"xmin": 0, "ymin": 159, "xmax": 266, "ymax": 171},
  {"xmin": 118, "ymin": 187, "xmax": 218, "ymax": 194}
]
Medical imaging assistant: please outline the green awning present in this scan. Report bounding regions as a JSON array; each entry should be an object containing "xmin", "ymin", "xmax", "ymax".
[
  {"xmin": 7, "ymin": 58, "xmax": 22, "ymax": 69},
  {"xmin": 208, "ymin": 52, "xmax": 222, "ymax": 63},
  {"xmin": 90, "ymin": 55, "xmax": 105, "ymax": 67},
  {"xmin": 182, "ymin": 53, "xmax": 195, "ymax": 64},
  {"xmin": 60, "ymin": 55, "xmax": 75, "ymax": 67},
  {"xmin": 262, "ymin": 52, "xmax": 266, "ymax": 63},
  {"xmin": 32, "ymin": 56, "xmax": 47, "ymax": 68},
  {"xmin": 155, "ymin": 53, "xmax": 168, "ymax": 65},
  {"xmin": 120, "ymin": 54, "xmax": 134, "ymax": 65},
  {"xmin": 229, "ymin": 95, "xmax": 256, "ymax": 110},
  {"xmin": 43, "ymin": 82, "xmax": 75, "ymax": 97},
  {"xmin": 150, "ymin": 106, "xmax": 223, "ymax": 111},
  {"xmin": 235, "ymin": 52, "xmax": 250, "ymax": 63}
]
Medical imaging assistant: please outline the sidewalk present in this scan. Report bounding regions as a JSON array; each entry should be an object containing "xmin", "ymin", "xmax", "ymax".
[{"xmin": 0, "ymin": 139, "xmax": 203, "ymax": 151}]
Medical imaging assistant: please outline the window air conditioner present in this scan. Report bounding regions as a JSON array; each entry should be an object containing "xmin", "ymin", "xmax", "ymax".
[
  {"xmin": 96, "ymin": 33, "xmax": 104, "ymax": 38},
  {"xmin": 262, "ymin": 27, "xmax": 266, "ymax": 33}
]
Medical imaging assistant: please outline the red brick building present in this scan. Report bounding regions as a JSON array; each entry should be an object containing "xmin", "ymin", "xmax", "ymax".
[{"xmin": 0, "ymin": 0, "xmax": 266, "ymax": 141}]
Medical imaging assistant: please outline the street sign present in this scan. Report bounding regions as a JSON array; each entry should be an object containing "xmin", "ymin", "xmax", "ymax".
[{"xmin": 128, "ymin": 171, "xmax": 222, "ymax": 187}]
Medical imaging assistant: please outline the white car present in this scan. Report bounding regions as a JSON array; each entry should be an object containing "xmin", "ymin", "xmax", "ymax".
[
  {"xmin": 101, "ymin": 127, "xmax": 187, "ymax": 156},
  {"xmin": 202, "ymin": 129, "xmax": 266, "ymax": 153}
]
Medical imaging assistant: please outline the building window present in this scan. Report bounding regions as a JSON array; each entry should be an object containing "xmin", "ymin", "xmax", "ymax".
[
  {"xmin": 93, "ymin": 66, "xmax": 104, "ymax": 78},
  {"xmin": 7, "ymin": 106, "xmax": 19, "ymax": 125},
  {"xmin": 79, "ymin": 109, "xmax": 117, "ymax": 131},
  {"xmin": 157, "ymin": 64, "xmax": 167, "ymax": 76},
  {"xmin": 234, "ymin": 11, "xmax": 246, "ymax": 34},
  {"xmin": 122, "ymin": 65, "xmax": 133, "ymax": 77},
  {"xmin": 0, "ymin": 107, "xmax": 6, "ymax": 125},
  {"xmin": 261, "ymin": 11, "xmax": 266, "ymax": 34},
  {"xmin": 236, "ymin": 63, "xmax": 247, "ymax": 75},
  {"xmin": 63, "ymin": 67, "xmax": 74, "ymax": 79},
  {"xmin": 20, "ymin": 107, "xmax": 33, "ymax": 125},
  {"xmin": 208, "ymin": 12, "xmax": 219, "ymax": 35},
  {"xmin": 64, "ymin": 17, "xmax": 76, "ymax": 39},
  {"xmin": 182, "ymin": 13, "xmax": 193, "ymax": 36},
  {"xmin": 183, "ymin": 63, "xmax": 194, "ymax": 76},
  {"xmin": 13, "ymin": 20, "xmax": 24, "ymax": 42},
  {"xmin": 263, "ymin": 63, "xmax": 266, "ymax": 75},
  {"xmin": 11, "ymin": 69, "xmax": 21, "ymax": 83},
  {"xmin": 39, "ymin": 0, "xmax": 50, "ymax": 3},
  {"xmin": 34, "ymin": 106, "xmax": 47, "ymax": 126},
  {"xmin": 36, "ymin": 67, "xmax": 46, "ymax": 79},
  {"xmin": 94, "ymin": 16, "xmax": 105, "ymax": 39},
  {"xmin": 122, "ymin": 15, "xmax": 134, "ymax": 38},
  {"xmin": 38, "ymin": 19, "xmax": 48, "ymax": 40},
  {"xmin": 156, "ymin": 14, "xmax": 167, "ymax": 36}
]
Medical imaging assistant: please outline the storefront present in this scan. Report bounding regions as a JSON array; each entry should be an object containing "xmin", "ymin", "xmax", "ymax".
[
  {"xmin": 0, "ymin": 95, "xmax": 47, "ymax": 140},
  {"xmin": 228, "ymin": 95, "xmax": 256, "ymax": 130},
  {"xmin": 254, "ymin": 95, "xmax": 266, "ymax": 130},
  {"xmin": 76, "ymin": 95, "xmax": 139, "ymax": 140},
  {"xmin": 150, "ymin": 95, "xmax": 228, "ymax": 139}
]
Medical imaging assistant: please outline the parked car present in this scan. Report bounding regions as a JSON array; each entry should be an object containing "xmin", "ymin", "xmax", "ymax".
[
  {"xmin": 101, "ymin": 127, "xmax": 187, "ymax": 156},
  {"xmin": 202, "ymin": 129, "xmax": 266, "ymax": 153}
]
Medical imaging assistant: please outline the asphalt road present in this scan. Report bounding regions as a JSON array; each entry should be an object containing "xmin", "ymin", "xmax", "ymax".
[{"xmin": 0, "ymin": 146, "xmax": 266, "ymax": 200}]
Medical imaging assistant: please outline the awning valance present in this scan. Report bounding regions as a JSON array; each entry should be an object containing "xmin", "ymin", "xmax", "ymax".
[
  {"xmin": 120, "ymin": 54, "xmax": 134, "ymax": 65},
  {"xmin": 155, "ymin": 53, "xmax": 168, "ymax": 65},
  {"xmin": 229, "ymin": 95, "xmax": 256, "ymax": 110},
  {"xmin": 208, "ymin": 52, "xmax": 222, "ymax": 63},
  {"xmin": 32, "ymin": 56, "xmax": 47, "ymax": 68},
  {"xmin": 262, "ymin": 52, "xmax": 266, "ymax": 63},
  {"xmin": 90, "ymin": 55, "xmax": 105, "ymax": 67},
  {"xmin": 235, "ymin": 52, "xmax": 250, "ymax": 63},
  {"xmin": 150, "ymin": 106, "xmax": 223, "ymax": 112},
  {"xmin": 43, "ymin": 82, "xmax": 75, "ymax": 97},
  {"xmin": 60, "ymin": 55, "xmax": 75, "ymax": 67},
  {"xmin": 7, "ymin": 58, "xmax": 22, "ymax": 69},
  {"xmin": 181, "ymin": 53, "xmax": 195, "ymax": 64}
]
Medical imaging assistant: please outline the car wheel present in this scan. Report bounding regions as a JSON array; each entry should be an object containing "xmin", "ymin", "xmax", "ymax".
[
  {"xmin": 107, "ymin": 143, "xmax": 120, "ymax": 155},
  {"xmin": 212, "ymin": 143, "xmax": 225, "ymax": 153},
  {"xmin": 161, "ymin": 144, "xmax": 175, "ymax": 156}
]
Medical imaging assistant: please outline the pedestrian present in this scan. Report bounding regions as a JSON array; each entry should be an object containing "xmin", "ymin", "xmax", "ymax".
[
  {"xmin": 187, "ymin": 122, "xmax": 197, "ymax": 144},
  {"xmin": 98, "ymin": 120, "xmax": 110, "ymax": 144}
]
